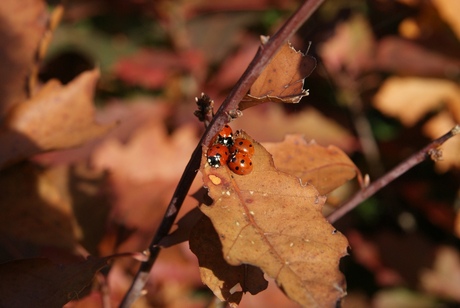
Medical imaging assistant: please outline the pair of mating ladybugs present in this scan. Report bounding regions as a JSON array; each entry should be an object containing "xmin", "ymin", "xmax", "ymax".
[{"xmin": 206, "ymin": 125, "xmax": 254, "ymax": 175}]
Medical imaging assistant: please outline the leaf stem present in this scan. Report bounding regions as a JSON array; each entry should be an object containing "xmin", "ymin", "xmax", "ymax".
[
  {"xmin": 327, "ymin": 124, "xmax": 460, "ymax": 224},
  {"xmin": 120, "ymin": 0, "xmax": 325, "ymax": 307}
]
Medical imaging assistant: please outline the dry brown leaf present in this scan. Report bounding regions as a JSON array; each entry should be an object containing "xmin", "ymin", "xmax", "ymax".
[
  {"xmin": 34, "ymin": 98, "xmax": 172, "ymax": 166},
  {"xmin": 0, "ymin": 0, "xmax": 48, "ymax": 118},
  {"xmin": 0, "ymin": 69, "xmax": 114, "ymax": 169},
  {"xmin": 189, "ymin": 215, "xmax": 268, "ymax": 306},
  {"xmin": 0, "ymin": 257, "xmax": 109, "ymax": 307},
  {"xmin": 0, "ymin": 162, "xmax": 82, "ymax": 249},
  {"xmin": 198, "ymin": 131, "xmax": 348, "ymax": 307},
  {"xmin": 263, "ymin": 135, "xmax": 361, "ymax": 195},
  {"xmin": 241, "ymin": 40, "xmax": 316, "ymax": 110},
  {"xmin": 373, "ymin": 76, "xmax": 460, "ymax": 126}
]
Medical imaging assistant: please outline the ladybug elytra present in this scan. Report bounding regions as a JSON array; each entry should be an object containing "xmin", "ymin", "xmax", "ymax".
[
  {"xmin": 229, "ymin": 138, "xmax": 254, "ymax": 157},
  {"xmin": 228, "ymin": 152, "xmax": 253, "ymax": 175},
  {"xmin": 206, "ymin": 144, "xmax": 230, "ymax": 168},
  {"xmin": 216, "ymin": 124, "xmax": 234, "ymax": 146}
]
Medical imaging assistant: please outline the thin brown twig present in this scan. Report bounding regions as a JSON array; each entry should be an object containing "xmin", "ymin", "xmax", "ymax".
[
  {"xmin": 327, "ymin": 124, "xmax": 460, "ymax": 224},
  {"xmin": 120, "ymin": 0, "xmax": 325, "ymax": 307}
]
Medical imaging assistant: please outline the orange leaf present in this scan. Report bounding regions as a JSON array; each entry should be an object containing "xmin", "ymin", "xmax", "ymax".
[
  {"xmin": 189, "ymin": 215, "xmax": 268, "ymax": 306},
  {"xmin": 199, "ymin": 131, "xmax": 348, "ymax": 307},
  {"xmin": 241, "ymin": 40, "xmax": 316, "ymax": 110},
  {"xmin": 0, "ymin": 69, "xmax": 114, "ymax": 169},
  {"xmin": 263, "ymin": 135, "xmax": 362, "ymax": 195}
]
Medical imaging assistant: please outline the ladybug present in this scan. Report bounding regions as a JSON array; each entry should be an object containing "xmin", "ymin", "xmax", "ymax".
[
  {"xmin": 207, "ymin": 144, "xmax": 230, "ymax": 168},
  {"xmin": 228, "ymin": 152, "xmax": 253, "ymax": 175},
  {"xmin": 216, "ymin": 124, "xmax": 234, "ymax": 146},
  {"xmin": 229, "ymin": 138, "xmax": 254, "ymax": 157}
]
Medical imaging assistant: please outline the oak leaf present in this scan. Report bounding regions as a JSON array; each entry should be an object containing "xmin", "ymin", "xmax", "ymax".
[
  {"xmin": 263, "ymin": 135, "xmax": 362, "ymax": 195},
  {"xmin": 241, "ymin": 40, "xmax": 316, "ymax": 110},
  {"xmin": 198, "ymin": 131, "xmax": 348, "ymax": 307},
  {"xmin": 190, "ymin": 215, "xmax": 268, "ymax": 307}
]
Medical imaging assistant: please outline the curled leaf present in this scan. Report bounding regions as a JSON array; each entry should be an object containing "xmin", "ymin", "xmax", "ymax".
[
  {"xmin": 241, "ymin": 40, "xmax": 316, "ymax": 110},
  {"xmin": 198, "ymin": 131, "xmax": 348, "ymax": 307}
]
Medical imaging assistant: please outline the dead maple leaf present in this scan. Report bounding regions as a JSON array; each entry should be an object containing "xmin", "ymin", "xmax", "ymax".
[
  {"xmin": 0, "ymin": 69, "xmax": 114, "ymax": 169},
  {"xmin": 263, "ymin": 134, "xmax": 362, "ymax": 195},
  {"xmin": 190, "ymin": 215, "xmax": 268, "ymax": 306},
  {"xmin": 0, "ymin": 256, "xmax": 109, "ymax": 307},
  {"xmin": 241, "ymin": 39, "xmax": 316, "ymax": 110},
  {"xmin": 197, "ymin": 131, "xmax": 348, "ymax": 307}
]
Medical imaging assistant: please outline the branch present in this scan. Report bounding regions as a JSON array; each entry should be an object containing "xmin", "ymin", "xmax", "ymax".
[
  {"xmin": 120, "ymin": 0, "xmax": 325, "ymax": 306},
  {"xmin": 327, "ymin": 124, "xmax": 460, "ymax": 224}
]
